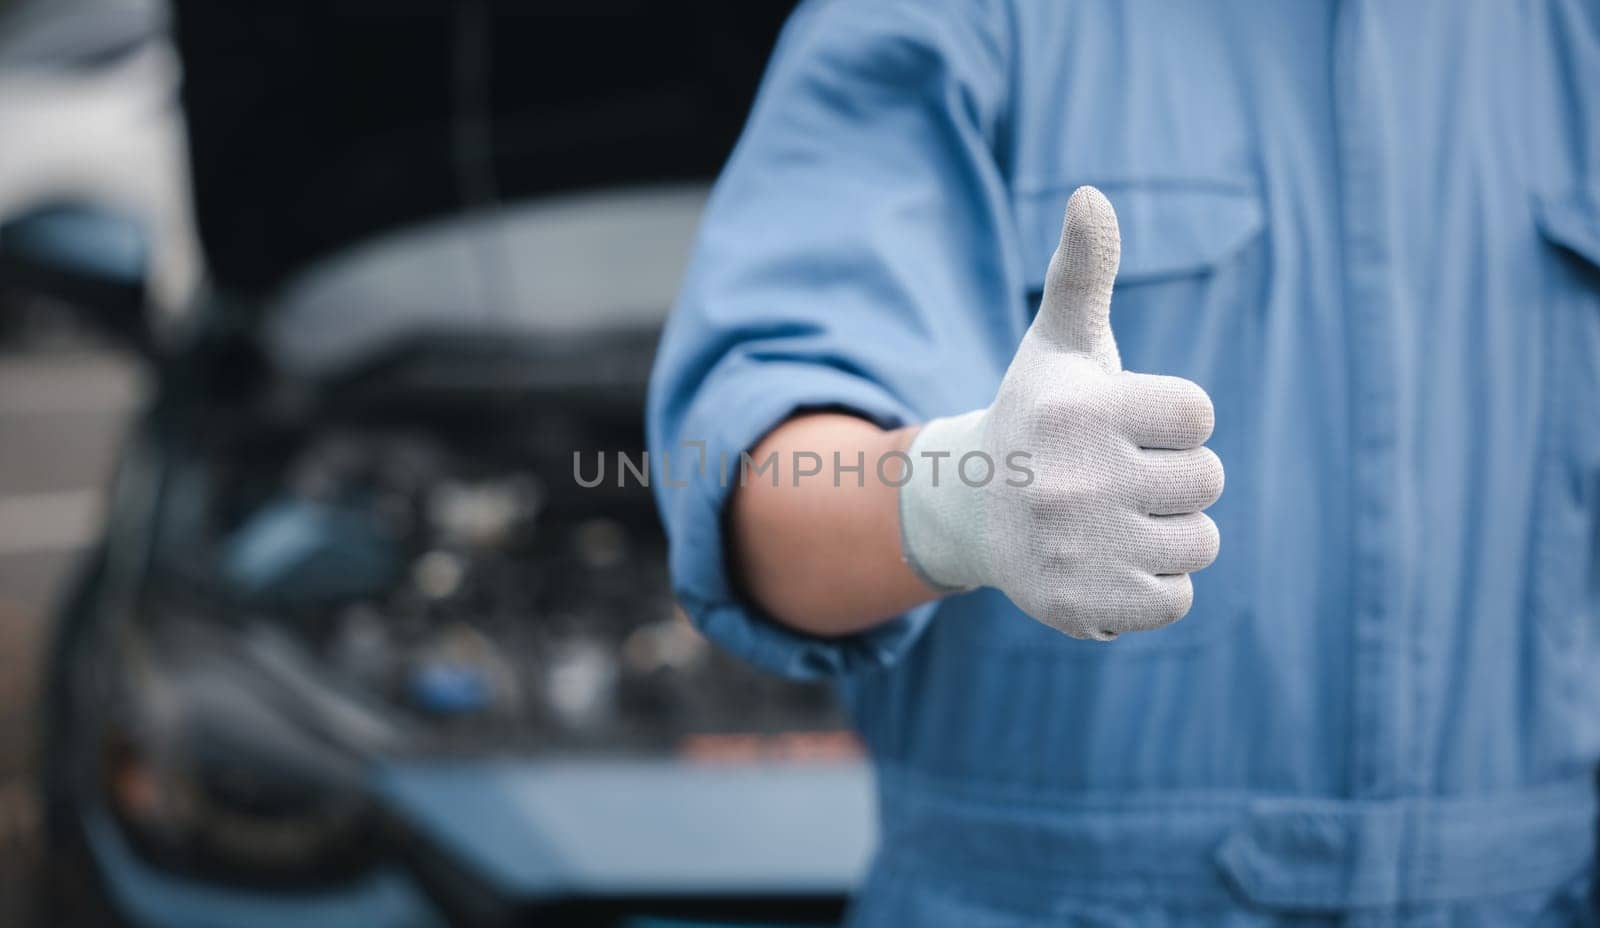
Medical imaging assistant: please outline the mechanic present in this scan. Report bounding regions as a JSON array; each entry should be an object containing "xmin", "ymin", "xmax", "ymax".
[{"xmin": 648, "ymin": 2, "xmax": 1600, "ymax": 925}]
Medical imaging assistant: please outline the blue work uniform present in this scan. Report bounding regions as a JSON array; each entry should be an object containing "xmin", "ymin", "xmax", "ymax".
[{"xmin": 647, "ymin": 1, "xmax": 1600, "ymax": 924}]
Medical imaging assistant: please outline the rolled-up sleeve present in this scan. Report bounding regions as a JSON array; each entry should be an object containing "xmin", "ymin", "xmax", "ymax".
[{"xmin": 646, "ymin": 0, "xmax": 1021, "ymax": 679}]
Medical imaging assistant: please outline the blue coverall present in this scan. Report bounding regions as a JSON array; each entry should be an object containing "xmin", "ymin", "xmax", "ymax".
[{"xmin": 647, "ymin": 1, "xmax": 1600, "ymax": 923}]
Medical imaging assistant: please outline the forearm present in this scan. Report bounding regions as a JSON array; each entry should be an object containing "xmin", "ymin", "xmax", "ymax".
[{"xmin": 728, "ymin": 413, "xmax": 940, "ymax": 637}]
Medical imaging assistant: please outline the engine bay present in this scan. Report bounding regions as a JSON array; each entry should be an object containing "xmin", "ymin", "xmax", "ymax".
[{"xmin": 151, "ymin": 381, "xmax": 853, "ymax": 762}]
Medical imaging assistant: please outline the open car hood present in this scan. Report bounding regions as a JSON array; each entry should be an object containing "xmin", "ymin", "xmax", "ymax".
[{"xmin": 264, "ymin": 184, "xmax": 707, "ymax": 379}]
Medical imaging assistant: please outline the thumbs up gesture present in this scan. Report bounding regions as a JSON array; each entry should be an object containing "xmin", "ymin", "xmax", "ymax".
[{"xmin": 899, "ymin": 187, "xmax": 1223, "ymax": 640}]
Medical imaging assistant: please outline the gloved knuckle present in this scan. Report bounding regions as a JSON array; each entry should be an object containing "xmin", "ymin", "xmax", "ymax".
[
  {"xmin": 1196, "ymin": 516, "xmax": 1221, "ymax": 564},
  {"xmin": 1205, "ymin": 450, "xmax": 1226, "ymax": 494},
  {"xmin": 1161, "ymin": 514, "xmax": 1218, "ymax": 564},
  {"xmin": 1151, "ymin": 378, "xmax": 1215, "ymax": 444},
  {"xmin": 1184, "ymin": 380, "xmax": 1216, "ymax": 428},
  {"xmin": 1165, "ymin": 578, "xmax": 1195, "ymax": 620}
]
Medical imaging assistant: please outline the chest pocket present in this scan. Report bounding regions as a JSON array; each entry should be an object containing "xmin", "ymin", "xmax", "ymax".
[
  {"xmin": 1016, "ymin": 180, "xmax": 1265, "ymax": 294},
  {"xmin": 994, "ymin": 178, "xmax": 1268, "ymax": 656}
]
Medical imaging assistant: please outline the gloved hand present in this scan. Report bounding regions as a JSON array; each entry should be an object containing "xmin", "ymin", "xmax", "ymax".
[{"xmin": 899, "ymin": 186, "xmax": 1223, "ymax": 640}]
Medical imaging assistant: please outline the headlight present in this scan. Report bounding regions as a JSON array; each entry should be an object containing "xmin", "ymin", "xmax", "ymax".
[{"xmin": 84, "ymin": 607, "xmax": 403, "ymax": 885}]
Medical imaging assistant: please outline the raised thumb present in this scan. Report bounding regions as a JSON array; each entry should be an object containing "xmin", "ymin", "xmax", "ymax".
[{"xmin": 1035, "ymin": 185, "xmax": 1122, "ymax": 371}]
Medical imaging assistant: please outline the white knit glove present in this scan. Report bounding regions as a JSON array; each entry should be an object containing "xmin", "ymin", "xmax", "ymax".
[{"xmin": 899, "ymin": 186, "xmax": 1223, "ymax": 640}]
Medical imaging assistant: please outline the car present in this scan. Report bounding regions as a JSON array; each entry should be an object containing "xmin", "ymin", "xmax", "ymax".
[{"xmin": 5, "ymin": 5, "xmax": 880, "ymax": 926}]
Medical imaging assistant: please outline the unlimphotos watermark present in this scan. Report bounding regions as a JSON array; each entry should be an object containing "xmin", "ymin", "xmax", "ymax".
[{"xmin": 574, "ymin": 443, "xmax": 1034, "ymax": 490}]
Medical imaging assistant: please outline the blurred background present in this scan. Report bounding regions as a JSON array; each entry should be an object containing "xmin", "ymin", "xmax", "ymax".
[{"xmin": 0, "ymin": 2, "xmax": 883, "ymax": 925}]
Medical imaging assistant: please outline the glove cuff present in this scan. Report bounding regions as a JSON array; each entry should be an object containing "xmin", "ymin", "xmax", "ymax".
[{"xmin": 898, "ymin": 409, "xmax": 989, "ymax": 593}]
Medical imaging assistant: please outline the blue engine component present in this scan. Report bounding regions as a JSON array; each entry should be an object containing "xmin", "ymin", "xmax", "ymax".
[{"xmin": 222, "ymin": 499, "xmax": 401, "ymax": 607}]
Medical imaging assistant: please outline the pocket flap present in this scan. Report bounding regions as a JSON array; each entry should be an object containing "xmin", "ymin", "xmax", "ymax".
[
  {"xmin": 1013, "ymin": 180, "xmax": 1264, "ymax": 289},
  {"xmin": 1534, "ymin": 190, "xmax": 1600, "ymax": 272}
]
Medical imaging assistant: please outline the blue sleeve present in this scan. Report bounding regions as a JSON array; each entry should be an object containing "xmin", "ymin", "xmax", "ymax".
[{"xmin": 646, "ymin": 0, "xmax": 1023, "ymax": 679}]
